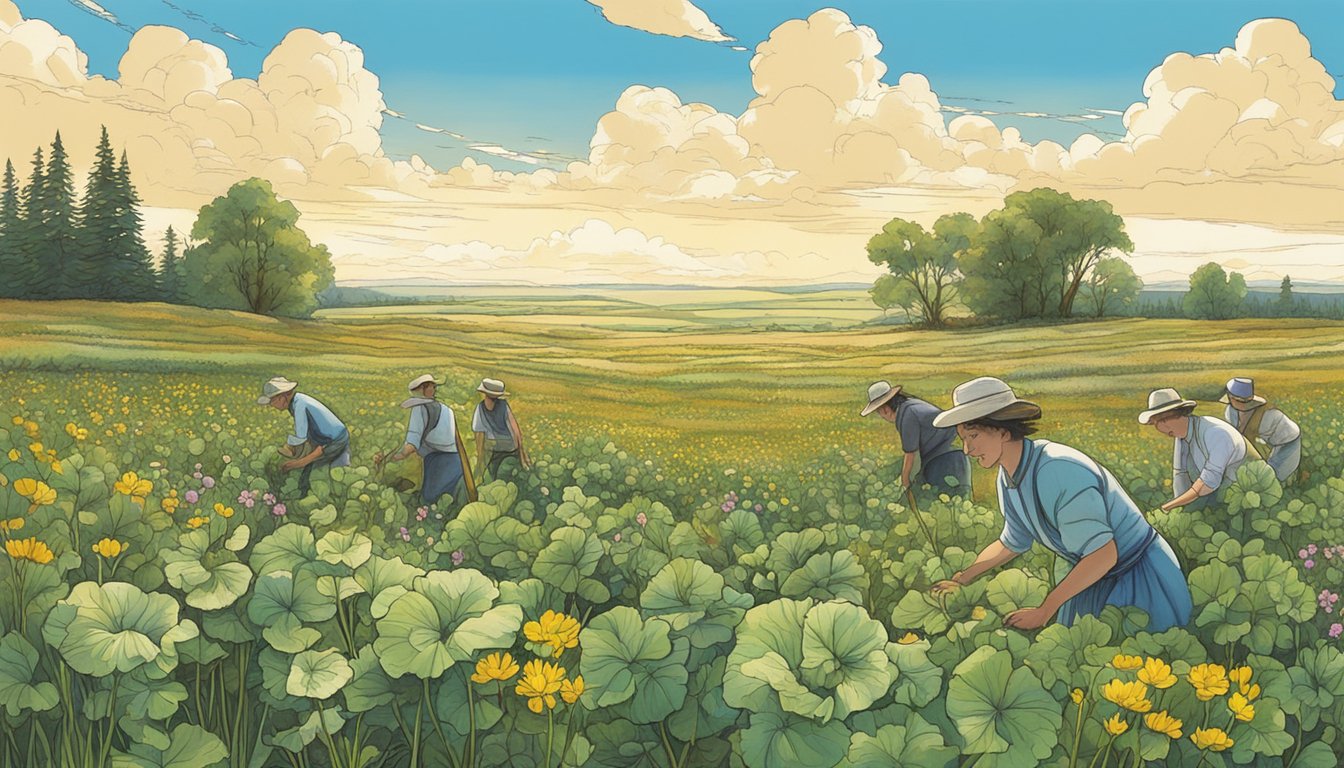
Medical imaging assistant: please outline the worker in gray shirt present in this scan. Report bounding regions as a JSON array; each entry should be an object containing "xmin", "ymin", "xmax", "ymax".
[
  {"xmin": 376, "ymin": 374, "xmax": 471, "ymax": 506},
  {"xmin": 1220, "ymin": 377, "xmax": 1301, "ymax": 484},
  {"xmin": 862, "ymin": 380, "xmax": 971, "ymax": 494},
  {"xmin": 1140, "ymin": 387, "xmax": 1266, "ymax": 511},
  {"xmin": 472, "ymin": 377, "xmax": 532, "ymax": 481}
]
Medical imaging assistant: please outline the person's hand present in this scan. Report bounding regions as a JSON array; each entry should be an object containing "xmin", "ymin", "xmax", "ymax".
[
  {"xmin": 1004, "ymin": 606, "xmax": 1052, "ymax": 630},
  {"xmin": 1161, "ymin": 499, "xmax": 1179, "ymax": 512},
  {"xmin": 373, "ymin": 451, "xmax": 386, "ymax": 471},
  {"xmin": 521, "ymin": 453, "xmax": 533, "ymax": 470},
  {"xmin": 930, "ymin": 573, "xmax": 965, "ymax": 597}
]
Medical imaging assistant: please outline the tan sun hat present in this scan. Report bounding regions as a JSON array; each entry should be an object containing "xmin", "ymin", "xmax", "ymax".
[
  {"xmin": 860, "ymin": 381, "xmax": 902, "ymax": 417},
  {"xmin": 1139, "ymin": 388, "xmax": 1198, "ymax": 424},
  {"xmin": 932, "ymin": 377, "xmax": 1041, "ymax": 428},
  {"xmin": 408, "ymin": 374, "xmax": 444, "ymax": 393},
  {"xmin": 477, "ymin": 378, "xmax": 507, "ymax": 397},
  {"xmin": 256, "ymin": 377, "xmax": 297, "ymax": 405}
]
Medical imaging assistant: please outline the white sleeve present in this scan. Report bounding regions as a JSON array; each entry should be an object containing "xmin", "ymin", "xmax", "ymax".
[
  {"xmin": 472, "ymin": 404, "xmax": 485, "ymax": 433},
  {"xmin": 1262, "ymin": 409, "xmax": 1300, "ymax": 445}
]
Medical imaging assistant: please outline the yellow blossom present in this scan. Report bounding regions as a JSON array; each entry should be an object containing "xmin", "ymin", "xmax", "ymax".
[
  {"xmin": 162, "ymin": 495, "xmax": 181, "ymax": 514},
  {"xmin": 9, "ymin": 416, "xmax": 21, "ymax": 426},
  {"xmin": 1240, "ymin": 683, "xmax": 1261, "ymax": 702},
  {"xmin": 1144, "ymin": 711, "xmax": 1183, "ymax": 739},
  {"xmin": 1111, "ymin": 654, "xmax": 1144, "ymax": 671},
  {"xmin": 27, "ymin": 442, "xmax": 42, "ymax": 456},
  {"xmin": 5, "ymin": 449, "xmax": 18, "ymax": 462},
  {"xmin": 114, "ymin": 471, "xmax": 152, "ymax": 501},
  {"xmin": 187, "ymin": 516, "xmax": 209, "ymax": 529},
  {"xmin": 515, "ymin": 659, "xmax": 565, "ymax": 713},
  {"xmin": 1228, "ymin": 693, "xmax": 1255, "ymax": 722},
  {"xmin": 1228, "ymin": 666, "xmax": 1252, "ymax": 688},
  {"xmin": 1187, "ymin": 664, "xmax": 1230, "ymax": 701},
  {"xmin": 92, "ymin": 538, "xmax": 126, "ymax": 558},
  {"xmin": 1104, "ymin": 714, "xmax": 1129, "ymax": 736},
  {"xmin": 0, "ymin": 518, "xmax": 24, "ymax": 533},
  {"xmin": 1138, "ymin": 658, "xmax": 1177, "ymax": 689},
  {"xmin": 1070, "ymin": 688, "xmax": 1084, "ymax": 705},
  {"xmin": 14, "ymin": 478, "xmax": 56, "ymax": 506},
  {"xmin": 213, "ymin": 502, "xmax": 235, "ymax": 519},
  {"xmin": 1190, "ymin": 727, "xmax": 1234, "ymax": 752},
  {"xmin": 1102, "ymin": 680, "xmax": 1152, "ymax": 713},
  {"xmin": 524, "ymin": 610, "xmax": 581, "ymax": 657},
  {"xmin": 897, "ymin": 632, "xmax": 920, "ymax": 645},
  {"xmin": 4, "ymin": 537, "xmax": 54, "ymax": 565},
  {"xmin": 471, "ymin": 652, "xmax": 519, "ymax": 684},
  {"xmin": 560, "ymin": 675, "xmax": 585, "ymax": 704}
]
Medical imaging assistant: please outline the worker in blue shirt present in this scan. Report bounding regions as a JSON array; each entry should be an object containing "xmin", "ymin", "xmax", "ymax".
[{"xmin": 257, "ymin": 377, "xmax": 350, "ymax": 498}]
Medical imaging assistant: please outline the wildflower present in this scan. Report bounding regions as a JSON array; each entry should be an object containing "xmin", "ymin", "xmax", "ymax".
[
  {"xmin": 92, "ymin": 538, "xmax": 126, "ymax": 558},
  {"xmin": 1111, "ymin": 654, "xmax": 1144, "ymax": 671},
  {"xmin": 1309, "ymin": 544, "xmax": 1318, "ymax": 556},
  {"xmin": 1104, "ymin": 714, "xmax": 1129, "ymax": 736},
  {"xmin": 6, "ymin": 449, "xmax": 19, "ymax": 462},
  {"xmin": 1306, "ymin": 559, "xmax": 1315, "ymax": 569},
  {"xmin": 635, "ymin": 512, "xmax": 647, "ymax": 527},
  {"xmin": 114, "ymin": 471, "xmax": 153, "ymax": 501},
  {"xmin": 8, "ymin": 416, "xmax": 20, "ymax": 426},
  {"xmin": 1138, "ymin": 658, "xmax": 1177, "ymax": 689},
  {"xmin": 451, "ymin": 549, "xmax": 465, "ymax": 566},
  {"xmin": 897, "ymin": 632, "xmax": 920, "ymax": 645},
  {"xmin": 560, "ymin": 675, "xmax": 585, "ymax": 704},
  {"xmin": 213, "ymin": 502, "xmax": 234, "ymax": 519},
  {"xmin": 416, "ymin": 506, "xmax": 429, "ymax": 521},
  {"xmin": 399, "ymin": 527, "xmax": 410, "ymax": 542},
  {"xmin": 1102, "ymin": 680, "xmax": 1152, "ymax": 713},
  {"xmin": 779, "ymin": 497, "xmax": 790, "ymax": 506},
  {"xmin": 970, "ymin": 606, "xmax": 987, "ymax": 620},
  {"xmin": 4, "ymin": 538, "xmax": 54, "ymax": 565},
  {"xmin": 1299, "ymin": 548, "xmax": 1309, "ymax": 559},
  {"xmin": 613, "ymin": 533, "xmax": 622, "ymax": 543},
  {"xmin": 14, "ymin": 478, "xmax": 56, "ymax": 506},
  {"xmin": 1144, "ymin": 711, "xmax": 1183, "ymax": 739},
  {"xmin": 1190, "ymin": 727, "xmax": 1234, "ymax": 752},
  {"xmin": 471, "ymin": 652, "xmax": 519, "ymax": 684},
  {"xmin": 0, "ymin": 518, "xmax": 24, "ymax": 533},
  {"xmin": 1070, "ymin": 688, "xmax": 1084, "ymax": 705},
  {"xmin": 1187, "ymin": 664, "xmax": 1230, "ymax": 701},
  {"xmin": 524, "ymin": 610, "xmax": 582, "ymax": 657},
  {"xmin": 1228, "ymin": 693, "xmax": 1255, "ymax": 722},
  {"xmin": 271, "ymin": 503, "xmax": 287, "ymax": 517},
  {"xmin": 515, "ymin": 659, "xmax": 565, "ymax": 713},
  {"xmin": 202, "ymin": 476, "xmax": 215, "ymax": 489},
  {"xmin": 184, "ymin": 490, "xmax": 199, "ymax": 505},
  {"xmin": 187, "ymin": 516, "xmax": 210, "ymax": 529}
]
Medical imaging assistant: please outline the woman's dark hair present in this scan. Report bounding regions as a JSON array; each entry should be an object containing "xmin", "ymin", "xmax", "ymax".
[
  {"xmin": 1155, "ymin": 405, "xmax": 1196, "ymax": 421},
  {"xmin": 962, "ymin": 416, "xmax": 1038, "ymax": 441}
]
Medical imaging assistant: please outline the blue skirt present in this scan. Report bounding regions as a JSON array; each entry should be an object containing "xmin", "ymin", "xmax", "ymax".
[
  {"xmin": 422, "ymin": 451, "xmax": 464, "ymax": 506},
  {"xmin": 1055, "ymin": 534, "xmax": 1192, "ymax": 632}
]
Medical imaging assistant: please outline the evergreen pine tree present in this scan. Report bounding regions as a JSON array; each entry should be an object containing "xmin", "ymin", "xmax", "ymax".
[
  {"xmin": 33, "ymin": 133, "xmax": 82, "ymax": 298},
  {"xmin": 0, "ymin": 159, "xmax": 22, "ymax": 298},
  {"xmin": 159, "ymin": 225, "xmax": 182, "ymax": 302},
  {"xmin": 16, "ymin": 147, "xmax": 47, "ymax": 297},
  {"xmin": 1276, "ymin": 275, "xmax": 1295, "ymax": 317},
  {"xmin": 75, "ymin": 126, "xmax": 119, "ymax": 299},
  {"xmin": 107, "ymin": 150, "xmax": 156, "ymax": 299}
]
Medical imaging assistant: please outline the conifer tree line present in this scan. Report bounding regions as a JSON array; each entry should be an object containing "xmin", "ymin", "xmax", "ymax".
[{"xmin": 0, "ymin": 127, "xmax": 160, "ymax": 301}]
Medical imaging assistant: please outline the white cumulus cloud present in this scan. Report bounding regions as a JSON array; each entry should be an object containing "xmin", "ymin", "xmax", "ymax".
[{"xmin": 586, "ymin": 0, "xmax": 733, "ymax": 43}]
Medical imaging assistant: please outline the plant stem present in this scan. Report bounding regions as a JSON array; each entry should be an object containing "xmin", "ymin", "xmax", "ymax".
[
  {"xmin": 313, "ymin": 699, "xmax": 345, "ymax": 768},
  {"xmin": 658, "ymin": 720, "xmax": 677, "ymax": 768},
  {"xmin": 466, "ymin": 683, "xmax": 476, "ymax": 768},
  {"xmin": 1068, "ymin": 699, "xmax": 1085, "ymax": 768},
  {"xmin": 422, "ymin": 678, "xmax": 461, "ymax": 768},
  {"xmin": 409, "ymin": 693, "xmax": 423, "ymax": 768}
]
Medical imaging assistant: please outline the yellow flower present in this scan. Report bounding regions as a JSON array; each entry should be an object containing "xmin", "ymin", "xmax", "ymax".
[
  {"xmin": 560, "ymin": 675, "xmax": 585, "ymax": 704},
  {"xmin": 213, "ymin": 502, "xmax": 234, "ymax": 519},
  {"xmin": 1190, "ymin": 727, "xmax": 1234, "ymax": 752},
  {"xmin": 1104, "ymin": 714, "xmax": 1129, "ymax": 736},
  {"xmin": 14, "ymin": 478, "xmax": 56, "ymax": 506},
  {"xmin": 1187, "ymin": 664, "xmax": 1230, "ymax": 701},
  {"xmin": 1070, "ymin": 688, "xmax": 1084, "ymax": 705},
  {"xmin": 1144, "ymin": 711, "xmax": 1183, "ymax": 739},
  {"xmin": 1102, "ymin": 680, "xmax": 1152, "ymax": 713},
  {"xmin": 27, "ymin": 442, "xmax": 43, "ymax": 456},
  {"xmin": 4, "ymin": 537, "xmax": 54, "ymax": 565},
  {"xmin": 92, "ymin": 538, "xmax": 126, "ymax": 558},
  {"xmin": 22, "ymin": 422, "xmax": 38, "ymax": 438},
  {"xmin": 9, "ymin": 416, "xmax": 21, "ymax": 426},
  {"xmin": 1228, "ymin": 693, "xmax": 1255, "ymax": 723},
  {"xmin": 114, "ymin": 471, "xmax": 152, "ymax": 502},
  {"xmin": 48, "ymin": 459, "xmax": 63, "ymax": 476},
  {"xmin": 1228, "ymin": 666, "xmax": 1252, "ymax": 688},
  {"xmin": 1138, "ymin": 658, "xmax": 1177, "ymax": 689},
  {"xmin": 523, "ymin": 610, "xmax": 581, "ymax": 657},
  {"xmin": 5, "ymin": 449, "xmax": 18, "ymax": 462},
  {"xmin": 779, "ymin": 497, "xmax": 790, "ymax": 506},
  {"xmin": 1111, "ymin": 654, "xmax": 1144, "ymax": 671},
  {"xmin": 0, "ymin": 518, "xmax": 24, "ymax": 533},
  {"xmin": 162, "ymin": 496, "xmax": 181, "ymax": 514},
  {"xmin": 897, "ymin": 632, "xmax": 920, "ymax": 645},
  {"xmin": 187, "ymin": 516, "xmax": 209, "ymax": 529},
  {"xmin": 970, "ymin": 606, "xmax": 987, "ymax": 620},
  {"xmin": 515, "ymin": 659, "xmax": 565, "ymax": 713},
  {"xmin": 1240, "ymin": 683, "xmax": 1261, "ymax": 702},
  {"xmin": 472, "ymin": 652, "xmax": 520, "ymax": 684}
]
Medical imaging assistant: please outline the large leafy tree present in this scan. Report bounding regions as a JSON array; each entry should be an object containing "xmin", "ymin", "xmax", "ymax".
[
  {"xmin": 180, "ymin": 178, "xmax": 335, "ymax": 317},
  {"xmin": 865, "ymin": 213, "xmax": 975, "ymax": 327},
  {"xmin": 1183, "ymin": 262, "xmax": 1247, "ymax": 320},
  {"xmin": 1077, "ymin": 256, "xmax": 1143, "ymax": 318},
  {"xmin": 1008, "ymin": 189, "xmax": 1132, "ymax": 317},
  {"xmin": 959, "ymin": 207, "xmax": 1048, "ymax": 321}
]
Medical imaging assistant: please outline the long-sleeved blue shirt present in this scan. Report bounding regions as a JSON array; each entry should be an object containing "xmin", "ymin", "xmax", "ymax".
[{"xmin": 287, "ymin": 393, "xmax": 347, "ymax": 447}]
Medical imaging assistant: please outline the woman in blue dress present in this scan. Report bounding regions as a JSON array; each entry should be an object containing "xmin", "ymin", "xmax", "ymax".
[{"xmin": 929, "ymin": 377, "xmax": 1192, "ymax": 632}]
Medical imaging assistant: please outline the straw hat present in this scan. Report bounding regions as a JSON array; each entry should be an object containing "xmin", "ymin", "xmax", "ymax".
[
  {"xmin": 1218, "ymin": 377, "xmax": 1266, "ymax": 406},
  {"xmin": 477, "ymin": 378, "xmax": 507, "ymax": 397},
  {"xmin": 256, "ymin": 377, "xmax": 297, "ymax": 405},
  {"xmin": 408, "ymin": 374, "xmax": 444, "ymax": 393},
  {"xmin": 860, "ymin": 381, "xmax": 902, "ymax": 417},
  {"xmin": 1138, "ymin": 388, "xmax": 1198, "ymax": 424},
  {"xmin": 932, "ymin": 377, "xmax": 1041, "ymax": 428}
]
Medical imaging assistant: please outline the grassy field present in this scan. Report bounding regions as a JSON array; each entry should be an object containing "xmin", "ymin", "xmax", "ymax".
[{"xmin": 3, "ymin": 295, "xmax": 1343, "ymax": 496}]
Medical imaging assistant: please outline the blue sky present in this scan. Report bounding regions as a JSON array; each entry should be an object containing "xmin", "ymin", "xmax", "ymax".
[{"xmin": 31, "ymin": 0, "xmax": 1344, "ymax": 173}]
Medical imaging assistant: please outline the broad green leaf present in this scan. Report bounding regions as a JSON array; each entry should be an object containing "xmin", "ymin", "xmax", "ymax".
[
  {"xmin": 579, "ymin": 606, "xmax": 688, "ymax": 723},
  {"xmin": 841, "ymin": 715, "xmax": 958, "ymax": 768},
  {"xmin": 111, "ymin": 724, "xmax": 226, "ymax": 768},
  {"xmin": 0, "ymin": 632, "xmax": 59, "ymax": 715},
  {"xmin": 738, "ymin": 711, "xmax": 850, "ymax": 768},
  {"xmin": 287, "ymin": 648, "xmax": 353, "ymax": 699},
  {"xmin": 946, "ymin": 646, "xmax": 1060, "ymax": 765}
]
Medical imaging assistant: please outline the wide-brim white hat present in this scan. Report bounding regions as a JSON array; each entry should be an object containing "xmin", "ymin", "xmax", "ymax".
[
  {"xmin": 860, "ymin": 381, "xmax": 902, "ymax": 417},
  {"xmin": 932, "ymin": 377, "xmax": 1041, "ymax": 428},
  {"xmin": 408, "ymin": 374, "xmax": 444, "ymax": 392},
  {"xmin": 256, "ymin": 377, "xmax": 297, "ymax": 405},
  {"xmin": 1139, "ymin": 388, "xmax": 1198, "ymax": 424},
  {"xmin": 477, "ymin": 378, "xmax": 507, "ymax": 397}
]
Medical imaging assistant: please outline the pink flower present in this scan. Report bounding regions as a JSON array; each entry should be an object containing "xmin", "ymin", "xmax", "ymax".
[
  {"xmin": 1305, "ymin": 559, "xmax": 1316, "ymax": 569},
  {"xmin": 613, "ymin": 533, "xmax": 622, "ymax": 543},
  {"xmin": 237, "ymin": 490, "xmax": 253, "ymax": 503},
  {"xmin": 1330, "ymin": 623, "xmax": 1343, "ymax": 639},
  {"xmin": 243, "ymin": 498, "xmax": 255, "ymax": 509},
  {"xmin": 202, "ymin": 476, "xmax": 215, "ymax": 489},
  {"xmin": 754, "ymin": 504, "xmax": 763, "ymax": 512},
  {"xmin": 192, "ymin": 471, "xmax": 203, "ymax": 480},
  {"xmin": 271, "ymin": 503, "xmax": 286, "ymax": 517},
  {"xmin": 635, "ymin": 512, "xmax": 647, "ymax": 527},
  {"xmin": 1300, "ymin": 549, "xmax": 1309, "ymax": 559},
  {"xmin": 263, "ymin": 493, "xmax": 276, "ymax": 505},
  {"xmin": 184, "ymin": 490, "xmax": 199, "ymax": 504},
  {"xmin": 451, "ymin": 549, "xmax": 465, "ymax": 566},
  {"xmin": 416, "ymin": 506, "xmax": 429, "ymax": 521},
  {"xmin": 1309, "ymin": 544, "xmax": 1319, "ymax": 556},
  {"xmin": 194, "ymin": 463, "xmax": 202, "ymax": 470},
  {"xmin": 399, "ymin": 527, "xmax": 410, "ymax": 542}
]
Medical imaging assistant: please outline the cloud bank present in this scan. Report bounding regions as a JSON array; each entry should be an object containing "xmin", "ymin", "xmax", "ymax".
[{"xmin": 586, "ymin": 0, "xmax": 733, "ymax": 43}]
